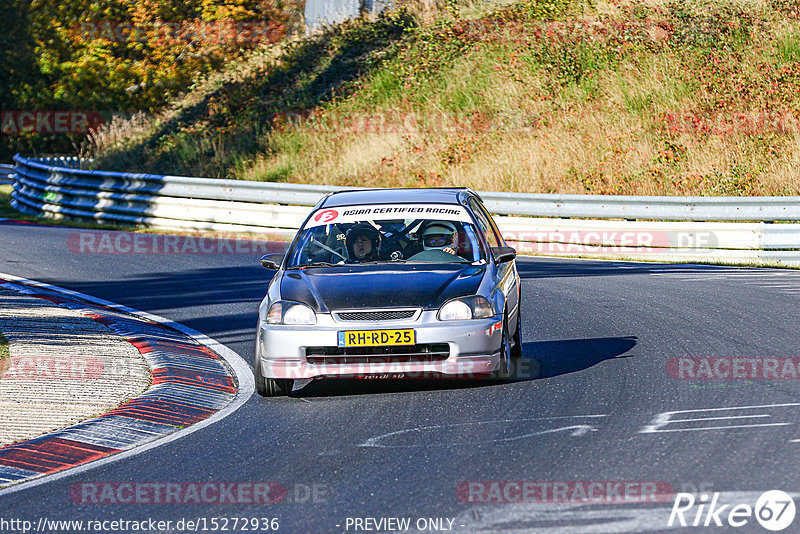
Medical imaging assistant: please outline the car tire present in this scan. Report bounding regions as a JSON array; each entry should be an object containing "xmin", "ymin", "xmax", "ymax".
[
  {"xmin": 511, "ymin": 314, "xmax": 522, "ymax": 359},
  {"xmin": 491, "ymin": 317, "xmax": 512, "ymax": 380},
  {"xmin": 254, "ymin": 357, "xmax": 293, "ymax": 397},
  {"xmin": 264, "ymin": 377, "xmax": 293, "ymax": 396}
]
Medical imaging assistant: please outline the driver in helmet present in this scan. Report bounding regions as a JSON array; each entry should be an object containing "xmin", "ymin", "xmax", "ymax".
[
  {"xmin": 345, "ymin": 223, "xmax": 381, "ymax": 263},
  {"xmin": 421, "ymin": 221, "xmax": 458, "ymax": 256}
]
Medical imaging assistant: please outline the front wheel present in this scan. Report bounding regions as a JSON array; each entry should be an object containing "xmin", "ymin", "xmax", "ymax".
[
  {"xmin": 511, "ymin": 314, "xmax": 522, "ymax": 359},
  {"xmin": 491, "ymin": 319, "xmax": 512, "ymax": 380},
  {"xmin": 263, "ymin": 377, "xmax": 293, "ymax": 396},
  {"xmin": 254, "ymin": 358, "xmax": 293, "ymax": 397}
]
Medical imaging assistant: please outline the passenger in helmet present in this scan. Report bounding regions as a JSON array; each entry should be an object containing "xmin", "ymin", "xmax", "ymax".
[
  {"xmin": 421, "ymin": 221, "xmax": 458, "ymax": 256},
  {"xmin": 345, "ymin": 223, "xmax": 381, "ymax": 263}
]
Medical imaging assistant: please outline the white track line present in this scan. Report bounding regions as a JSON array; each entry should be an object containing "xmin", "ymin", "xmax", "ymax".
[{"xmin": 0, "ymin": 272, "xmax": 255, "ymax": 496}]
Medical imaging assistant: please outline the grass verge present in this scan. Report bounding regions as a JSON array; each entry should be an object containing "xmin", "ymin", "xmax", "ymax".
[{"xmin": 0, "ymin": 332, "xmax": 8, "ymax": 361}]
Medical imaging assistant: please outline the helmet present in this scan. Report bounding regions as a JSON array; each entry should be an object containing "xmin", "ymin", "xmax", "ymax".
[
  {"xmin": 421, "ymin": 221, "xmax": 456, "ymax": 251},
  {"xmin": 345, "ymin": 223, "xmax": 381, "ymax": 261}
]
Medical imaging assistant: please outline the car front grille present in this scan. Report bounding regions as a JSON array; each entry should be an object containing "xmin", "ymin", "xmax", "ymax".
[
  {"xmin": 334, "ymin": 309, "xmax": 418, "ymax": 322},
  {"xmin": 305, "ymin": 343, "xmax": 450, "ymax": 365}
]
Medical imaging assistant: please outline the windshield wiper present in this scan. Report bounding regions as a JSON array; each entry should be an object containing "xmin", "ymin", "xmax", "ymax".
[
  {"xmin": 287, "ymin": 261, "xmax": 340, "ymax": 270},
  {"xmin": 360, "ymin": 259, "xmax": 408, "ymax": 264}
]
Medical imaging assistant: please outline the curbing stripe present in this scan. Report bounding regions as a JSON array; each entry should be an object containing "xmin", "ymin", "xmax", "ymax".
[
  {"xmin": 0, "ymin": 466, "xmax": 39, "ymax": 483},
  {"xmin": 0, "ymin": 279, "xmax": 229, "ymax": 474},
  {"xmin": 149, "ymin": 356, "xmax": 232, "ymax": 374},
  {"xmin": 152, "ymin": 368, "xmax": 234, "ymax": 392},
  {"xmin": 0, "ymin": 438, "xmax": 119, "ymax": 474},
  {"xmin": 42, "ymin": 416, "xmax": 180, "ymax": 450},
  {"xmin": 0, "ymin": 273, "xmax": 254, "ymax": 495},
  {"xmin": 105, "ymin": 399, "xmax": 216, "ymax": 426},
  {"xmin": 138, "ymin": 383, "xmax": 236, "ymax": 410}
]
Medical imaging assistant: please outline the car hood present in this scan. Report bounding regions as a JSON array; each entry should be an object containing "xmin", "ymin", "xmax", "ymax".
[{"xmin": 279, "ymin": 264, "xmax": 486, "ymax": 312}]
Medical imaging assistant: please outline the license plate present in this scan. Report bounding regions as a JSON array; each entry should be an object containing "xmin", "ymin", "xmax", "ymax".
[{"xmin": 337, "ymin": 329, "xmax": 416, "ymax": 347}]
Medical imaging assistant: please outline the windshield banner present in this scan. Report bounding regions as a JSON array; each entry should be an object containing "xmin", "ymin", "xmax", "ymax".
[{"xmin": 304, "ymin": 204, "xmax": 472, "ymax": 228}]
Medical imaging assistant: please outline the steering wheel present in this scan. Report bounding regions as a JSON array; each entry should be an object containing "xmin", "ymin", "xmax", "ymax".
[{"xmin": 378, "ymin": 220, "xmax": 423, "ymax": 261}]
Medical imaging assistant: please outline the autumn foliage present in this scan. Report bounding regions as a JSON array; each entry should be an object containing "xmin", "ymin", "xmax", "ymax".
[{"xmin": 0, "ymin": 0, "xmax": 299, "ymax": 159}]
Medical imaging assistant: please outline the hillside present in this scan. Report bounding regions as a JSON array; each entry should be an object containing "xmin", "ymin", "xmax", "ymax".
[
  {"xmin": 0, "ymin": 0, "xmax": 303, "ymax": 161},
  {"xmin": 87, "ymin": 0, "xmax": 800, "ymax": 196}
]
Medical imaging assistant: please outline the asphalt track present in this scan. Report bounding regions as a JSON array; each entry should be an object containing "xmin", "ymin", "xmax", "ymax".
[{"xmin": 1, "ymin": 221, "xmax": 800, "ymax": 533}]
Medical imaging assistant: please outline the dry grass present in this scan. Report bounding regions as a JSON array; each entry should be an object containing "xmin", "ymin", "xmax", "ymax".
[
  {"xmin": 297, "ymin": 1, "xmax": 800, "ymax": 196},
  {"xmin": 82, "ymin": 36, "xmax": 296, "ymax": 160},
  {"xmin": 398, "ymin": 0, "xmax": 522, "ymax": 23},
  {"xmin": 82, "ymin": 112, "xmax": 154, "ymax": 160},
  {"xmin": 263, "ymin": 23, "xmax": 800, "ymax": 197},
  {"xmin": 246, "ymin": 0, "xmax": 800, "ymax": 196},
  {"xmin": 87, "ymin": 0, "xmax": 800, "ymax": 196}
]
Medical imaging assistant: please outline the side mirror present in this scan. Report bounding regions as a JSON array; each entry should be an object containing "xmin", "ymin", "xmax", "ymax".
[
  {"xmin": 260, "ymin": 253, "xmax": 284, "ymax": 270},
  {"xmin": 491, "ymin": 246, "xmax": 516, "ymax": 264}
]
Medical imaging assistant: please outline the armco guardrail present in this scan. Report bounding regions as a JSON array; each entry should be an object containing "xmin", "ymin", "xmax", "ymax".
[
  {"xmin": 0, "ymin": 164, "xmax": 14, "ymax": 185},
  {"xmin": 480, "ymin": 192, "xmax": 800, "ymax": 221},
  {"xmin": 10, "ymin": 154, "xmax": 800, "ymax": 265}
]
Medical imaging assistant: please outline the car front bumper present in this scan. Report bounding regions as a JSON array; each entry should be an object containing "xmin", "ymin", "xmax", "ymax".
[{"xmin": 257, "ymin": 311, "xmax": 503, "ymax": 380}]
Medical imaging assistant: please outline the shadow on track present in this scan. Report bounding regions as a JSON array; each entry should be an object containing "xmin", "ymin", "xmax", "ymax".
[
  {"xmin": 293, "ymin": 377, "xmax": 503, "ymax": 398},
  {"xmin": 520, "ymin": 335, "xmax": 637, "ymax": 379},
  {"xmin": 290, "ymin": 336, "xmax": 637, "ymax": 397}
]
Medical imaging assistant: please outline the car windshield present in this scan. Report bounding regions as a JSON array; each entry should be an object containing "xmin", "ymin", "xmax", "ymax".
[{"xmin": 286, "ymin": 204, "xmax": 486, "ymax": 268}]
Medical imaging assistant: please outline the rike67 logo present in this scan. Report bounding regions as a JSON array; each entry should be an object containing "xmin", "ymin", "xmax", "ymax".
[{"xmin": 669, "ymin": 490, "xmax": 796, "ymax": 531}]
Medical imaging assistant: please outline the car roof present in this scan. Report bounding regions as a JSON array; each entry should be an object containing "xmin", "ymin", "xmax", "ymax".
[{"xmin": 318, "ymin": 188, "xmax": 477, "ymax": 208}]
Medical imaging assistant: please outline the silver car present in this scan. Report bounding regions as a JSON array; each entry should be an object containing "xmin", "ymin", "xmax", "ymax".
[{"xmin": 254, "ymin": 188, "xmax": 521, "ymax": 396}]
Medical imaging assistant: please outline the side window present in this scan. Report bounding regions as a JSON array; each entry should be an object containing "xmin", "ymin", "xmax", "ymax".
[{"xmin": 469, "ymin": 199, "xmax": 501, "ymax": 248}]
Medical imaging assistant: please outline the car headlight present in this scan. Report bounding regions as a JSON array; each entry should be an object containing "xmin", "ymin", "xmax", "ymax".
[
  {"xmin": 266, "ymin": 301, "xmax": 317, "ymax": 325},
  {"xmin": 437, "ymin": 296, "xmax": 493, "ymax": 321}
]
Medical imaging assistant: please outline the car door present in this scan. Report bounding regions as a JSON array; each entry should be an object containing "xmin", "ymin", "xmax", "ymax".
[{"xmin": 468, "ymin": 198, "xmax": 520, "ymax": 330}]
